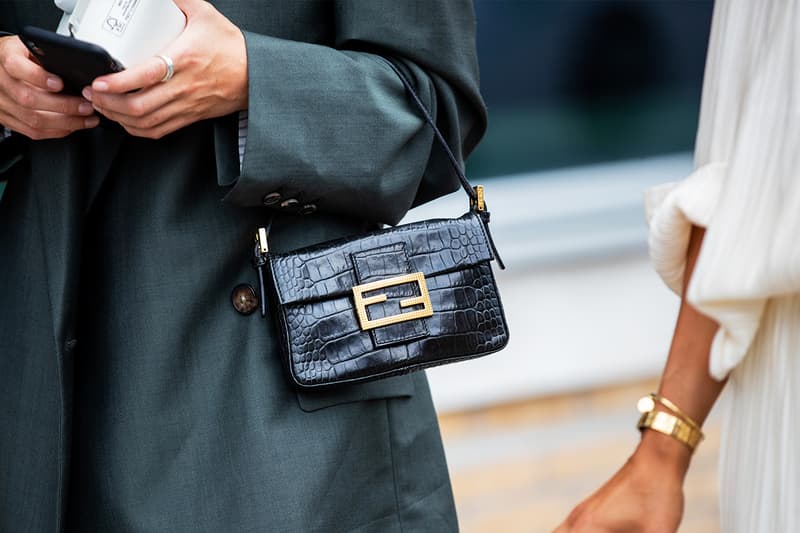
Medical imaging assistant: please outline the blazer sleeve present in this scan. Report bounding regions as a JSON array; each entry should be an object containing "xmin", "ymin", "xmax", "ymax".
[{"xmin": 218, "ymin": 0, "xmax": 487, "ymax": 225}]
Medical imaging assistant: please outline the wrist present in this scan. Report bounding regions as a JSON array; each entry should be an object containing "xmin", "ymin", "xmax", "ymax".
[{"xmin": 632, "ymin": 428, "xmax": 692, "ymax": 481}]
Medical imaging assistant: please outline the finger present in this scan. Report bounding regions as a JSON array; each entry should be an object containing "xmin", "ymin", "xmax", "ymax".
[
  {"xmin": 92, "ymin": 55, "xmax": 172, "ymax": 94},
  {"xmin": 97, "ymin": 98, "xmax": 190, "ymax": 133},
  {"xmin": 0, "ymin": 92, "xmax": 100, "ymax": 132},
  {"xmin": 2, "ymin": 46, "xmax": 63, "ymax": 92},
  {"xmin": 3, "ymin": 79, "xmax": 93, "ymax": 115},
  {"xmin": 120, "ymin": 114, "xmax": 191, "ymax": 140},
  {"xmin": 19, "ymin": 109, "xmax": 100, "ymax": 133},
  {"xmin": 94, "ymin": 102, "xmax": 173, "ymax": 131},
  {"xmin": 85, "ymin": 81, "xmax": 174, "ymax": 118},
  {"xmin": 0, "ymin": 112, "xmax": 87, "ymax": 140}
]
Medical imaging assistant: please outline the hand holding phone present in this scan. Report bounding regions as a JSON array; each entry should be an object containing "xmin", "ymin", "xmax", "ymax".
[
  {"xmin": 0, "ymin": 33, "xmax": 100, "ymax": 140},
  {"xmin": 20, "ymin": 26, "xmax": 124, "ymax": 96},
  {"xmin": 84, "ymin": 0, "xmax": 249, "ymax": 140}
]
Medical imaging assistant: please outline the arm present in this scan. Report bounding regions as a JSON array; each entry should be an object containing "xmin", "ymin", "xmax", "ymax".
[
  {"xmin": 556, "ymin": 225, "xmax": 724, "ymax": 532},
  {"xmin": 229, "ymin": 0, "xmax": 486, "ymax": 224},
  {"xmin": 642, "ymin": 225, "xmax": 725, "ymax": 473},
  {"xmin": 86, "ymin": 0, "xmax": 486, "ymax": 224}
]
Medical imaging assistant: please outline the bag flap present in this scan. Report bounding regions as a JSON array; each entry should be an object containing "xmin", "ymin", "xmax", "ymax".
[{"xmin": 269, "ymin": 212, "xmax": 493, "ymax": 306}]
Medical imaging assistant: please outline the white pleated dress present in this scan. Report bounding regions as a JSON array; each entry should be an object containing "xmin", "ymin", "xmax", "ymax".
[{"xmin": 644, "ymin": 1, "xmax": 800, "ymax": 531}]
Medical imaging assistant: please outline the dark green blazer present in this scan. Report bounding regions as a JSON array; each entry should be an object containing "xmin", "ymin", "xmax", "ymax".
[{"xmin": 0, "ymin": 1, "xmax": 486, "ymax": 531}]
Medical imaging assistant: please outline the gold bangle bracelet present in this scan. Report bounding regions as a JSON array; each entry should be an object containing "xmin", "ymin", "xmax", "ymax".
[
  {"xmin": 637, "ymin": 410, "xmax": 704, "ymax": 451},
  {"xmin": 636, "ymin": 393, "xmax": 702, "ymax": 432},
  {"xmin": 651, "ymin": 393, "xmax": 702, "ymax": 432}
]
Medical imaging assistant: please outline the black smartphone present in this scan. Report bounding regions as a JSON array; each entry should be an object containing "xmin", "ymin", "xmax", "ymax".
[{"xmin": 19, "ymin": 26, "xmax": 124, "ymax": 95}]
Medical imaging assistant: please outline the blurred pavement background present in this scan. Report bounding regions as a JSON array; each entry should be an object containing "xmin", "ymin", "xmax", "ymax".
[
  {"xmin": 439, "ymin": 379, "xmax": 722, "ymax": 532},
  {"xmin": 400, "ymin": 2, "xmax": 719, "ymax": 531}
]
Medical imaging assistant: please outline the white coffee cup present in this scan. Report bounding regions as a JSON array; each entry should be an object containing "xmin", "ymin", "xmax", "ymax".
[{"xmin": 55, "ymin": 0, "xmax": 186, "ymax": 68}]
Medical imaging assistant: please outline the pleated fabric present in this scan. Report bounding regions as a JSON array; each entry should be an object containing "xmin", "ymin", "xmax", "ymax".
[{"xmin": 644, "ymin": 0, "xmax": 800, "ymax": 530}]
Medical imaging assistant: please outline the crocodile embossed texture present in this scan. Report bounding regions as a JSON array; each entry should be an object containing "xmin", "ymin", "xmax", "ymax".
[
  {"xmin": 268, "ymin": 212, "xmax": 509, "ymax": 388},
  {"xmin": 270, "ymin": 213, "xmax": 493, "ymax": 304}
]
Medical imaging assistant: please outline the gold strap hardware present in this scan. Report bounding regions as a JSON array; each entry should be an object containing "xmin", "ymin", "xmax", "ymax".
[
  {"xmin": 352, "ymin": 272, "xmax": 433, "ymax": 331},
  {"xmin": 256, "ymin": 227, "xmax": 269, "ymax": 254},
  {"xmin": 470, "ymin": 185, "xmax": 486, "ymax": 212}
]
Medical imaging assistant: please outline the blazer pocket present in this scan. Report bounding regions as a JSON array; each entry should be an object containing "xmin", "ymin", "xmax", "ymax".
[{"xmin": 296, "ymin": 373, "xmax": 415, "ymax": 413}]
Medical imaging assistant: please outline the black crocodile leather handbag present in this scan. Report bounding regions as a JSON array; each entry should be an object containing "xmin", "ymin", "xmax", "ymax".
[{"xmin": 252, "ymin": 60, "xmax": 509, "ymax": 389}]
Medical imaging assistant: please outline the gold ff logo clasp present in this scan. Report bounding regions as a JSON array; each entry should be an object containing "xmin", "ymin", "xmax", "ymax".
[{"xmin": 352, "ymin": 272, "xmax": 434, "ymax": 331}]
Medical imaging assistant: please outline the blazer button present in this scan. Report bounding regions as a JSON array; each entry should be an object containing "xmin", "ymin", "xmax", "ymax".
[
  {"xmin": 299, "ymin": 203, "xmax": 317, "ymax": 215},
  {"xmin": 262, "ymin": 192, "xmax": 282, "ymax": 206},
  {"xmin": 231, "ymin": 284, "xmax": 259, "ymax": 315},
  {"xmin": 280, "ymin": 198, "xmax": 299, "ymax": 209}
]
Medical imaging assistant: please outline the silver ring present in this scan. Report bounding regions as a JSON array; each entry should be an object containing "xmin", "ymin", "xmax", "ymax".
[{"xmin": 157, "ymin": 54, "xmax": 174, "ymax": 82}]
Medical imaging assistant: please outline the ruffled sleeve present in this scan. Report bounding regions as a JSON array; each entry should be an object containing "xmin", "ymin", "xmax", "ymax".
[
  {"xmin": 644, "ymin": 0, "xmax": 800, "ymax": 380},
  {"xmin": 644, "ymin": 163, "xmax": 724, "ymax": 295}
]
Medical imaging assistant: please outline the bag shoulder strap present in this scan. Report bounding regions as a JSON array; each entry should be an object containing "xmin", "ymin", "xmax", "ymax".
[
  {"xmin": 383, "ymin": 59, "xmax": 478, "ymax": 205},
  {"xmin": 384, "ymin": 58, "xmax": 504, "ymax": 269}
]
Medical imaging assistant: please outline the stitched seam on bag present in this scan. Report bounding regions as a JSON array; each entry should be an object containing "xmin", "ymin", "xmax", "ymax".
[{"xmin": 373, "ymin": 325, "xmax": 429, "ymax": 346}]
